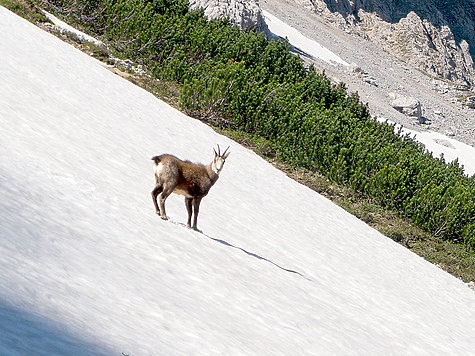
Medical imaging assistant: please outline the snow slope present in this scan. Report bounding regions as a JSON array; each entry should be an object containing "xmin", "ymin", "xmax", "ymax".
[{"xmin": 1, "ymin": 6, "xmax": 474, "ymax": 355}]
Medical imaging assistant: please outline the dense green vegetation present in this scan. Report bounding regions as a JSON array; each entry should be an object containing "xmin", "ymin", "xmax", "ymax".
[{"xmin": 46, "ymin": 0, "xmax": 475, "ymax": 250}]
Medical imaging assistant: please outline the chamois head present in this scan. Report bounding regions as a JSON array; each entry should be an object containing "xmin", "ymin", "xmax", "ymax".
[{"xmin": 212, "ymin": 144, "xmax": 230, "ymax": 174}]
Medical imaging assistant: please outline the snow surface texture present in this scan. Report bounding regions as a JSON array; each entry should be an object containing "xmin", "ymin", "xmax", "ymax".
[{"xmin": 1, "ymin": 6, "xmax": 475, "ymax": 355}]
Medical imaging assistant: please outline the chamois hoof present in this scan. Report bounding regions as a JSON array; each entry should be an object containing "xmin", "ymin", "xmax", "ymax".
[
  {"xmin": 160, "ymin": 215, "xmax": 168, "ymax": 221},
  {"xmin": 185, "ymin": 224, "xmax": 198, "ymax": 231}
]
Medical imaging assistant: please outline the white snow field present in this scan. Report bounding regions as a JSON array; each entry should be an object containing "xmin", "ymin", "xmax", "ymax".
[
  {"xmin": 263, "ymin": 10, "xmax": 349, "ymax": 67},
  {"xmin": 1, "ymin": 6, "xmax": 474, "ymax": 356}
]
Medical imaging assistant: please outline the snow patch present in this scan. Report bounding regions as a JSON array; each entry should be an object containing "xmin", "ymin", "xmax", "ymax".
[
  {"xmin": 377, "ymin": 117, "xmax": 475, "ymax": 176},
  {"xmin": 42, "ymin": 10, "xmax": 105, "ymax": 47},
  {"xmin": 263, "ymin": 10, "xmax": 349, "ymax": 66}
]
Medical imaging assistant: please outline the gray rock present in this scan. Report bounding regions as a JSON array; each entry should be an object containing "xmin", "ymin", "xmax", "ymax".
[
  {"xmin": 347, "ymin": 62, "xmax": 364, "ymax": 74},
  {"xmin": 390, "ymin": 94, "xmax": 422, "ymax": 121},
  {"xmin": 189, "ymin": 0, "xmax": 271, "ymax": 36},
  {"xmin": 464, "ymin": 96, "xmax": 475, "ymax": 109}
]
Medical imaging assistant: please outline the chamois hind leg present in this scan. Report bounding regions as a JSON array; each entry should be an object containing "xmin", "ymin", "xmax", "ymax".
[
  {"xmin": 192, "ymin": 197, "xmax": 202, "ymax": 231},
  {"xmin": 158, "ymin": 183, "xmax": 175, "ymax": 220},
  {"xmin": 185, "ymin": 197, "xmax": 193, "ymax": 228},
  {"xmin": 151, "ymin": 184, "xmax": 163, "ymax": 215}
]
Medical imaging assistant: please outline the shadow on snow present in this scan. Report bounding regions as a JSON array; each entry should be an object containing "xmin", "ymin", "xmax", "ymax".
[
  {"xmin": 0, "ymin": 298, "xmax": 114, "ymax": 356},
  {"xmin": 171, "ymin": 221, "xmax": 312, "ymax": 281}
]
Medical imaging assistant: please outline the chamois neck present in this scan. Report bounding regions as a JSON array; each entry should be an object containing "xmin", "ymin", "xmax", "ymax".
[{"xmin": 209, "ymin": 161, "xmax": 220, "ymax": 176}]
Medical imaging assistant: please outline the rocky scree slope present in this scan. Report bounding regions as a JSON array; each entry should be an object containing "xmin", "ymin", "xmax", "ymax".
[{"xmin": 295, "ymin": 0, "xmax": 475, "ymax": 87}]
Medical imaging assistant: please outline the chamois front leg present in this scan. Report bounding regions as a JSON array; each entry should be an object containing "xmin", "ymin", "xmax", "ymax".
[
  {"xmin": 192, "ymin": 197, "xmax": 202, "ymax": 231},
  {"xmin": 185, "ymin": 197, "xmax": 193, "ymax": 228}
]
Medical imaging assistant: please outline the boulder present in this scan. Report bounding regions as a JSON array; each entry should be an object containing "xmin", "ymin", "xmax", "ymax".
[
  {"xmin": 390, "ymin": 93, "xmax": 423, "ymax": 122},
  {"xmin": 188, "ymin": 0, "xmax": 270, "ymax": 36}
]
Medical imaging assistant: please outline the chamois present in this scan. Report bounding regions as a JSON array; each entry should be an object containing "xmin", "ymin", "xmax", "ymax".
[{"xmin": 151, "ymin": 145, "xmax": 230, "ymax": 230}]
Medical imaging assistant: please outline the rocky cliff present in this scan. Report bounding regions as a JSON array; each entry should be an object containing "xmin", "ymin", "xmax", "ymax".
[
  {"xmin": 189, "ymin": 0, "xmax": 270, "ymax": 35},
  {"xmin": 296, "ymin": 0, "xmax": 475, "ymax": 86}
]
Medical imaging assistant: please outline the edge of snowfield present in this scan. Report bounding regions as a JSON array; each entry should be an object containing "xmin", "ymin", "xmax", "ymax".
[{"xmin": 0, "ymin": 7, "xmax": 474, "ymax": 356}]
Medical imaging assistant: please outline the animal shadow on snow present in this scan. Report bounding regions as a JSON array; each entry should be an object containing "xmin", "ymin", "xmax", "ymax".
[{"xmin": 171, "ymin": 221, "xmax": 311, "ymax": 281}]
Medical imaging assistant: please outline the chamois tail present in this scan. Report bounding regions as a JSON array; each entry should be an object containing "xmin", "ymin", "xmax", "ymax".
[{"xmin": 151, "ymin": 156, "xmax": 161, "ymax": 165}]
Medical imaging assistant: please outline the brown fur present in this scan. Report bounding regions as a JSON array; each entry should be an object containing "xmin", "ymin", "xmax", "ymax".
[{"xmin": 151, "ymin": 147, "xmax": 229, "ymax": 230}]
